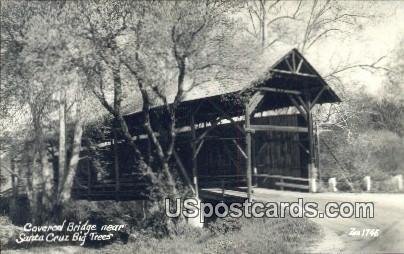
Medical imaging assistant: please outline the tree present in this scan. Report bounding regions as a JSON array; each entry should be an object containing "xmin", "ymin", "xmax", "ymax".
[
  {"xmin": 318, "ymin": 43, "xmax": 404, "ymax": 188},
  {"xmin": 1, "ymin": 0, "xmax": 54, "ymax": 221},
  {"xmin": 77, "ymin": 0, "xmax": 164, "ymax": 194},
  {"xmin": 1, "ymin": 1, "xmax": 92, "ymax": 221},
  {"xmin": 245, "ymin": 0, "xmax": 302, "ymax": 50},
  {"xmin": 78, "ymin": 0, "xmax": 256, "ymax": 197}
]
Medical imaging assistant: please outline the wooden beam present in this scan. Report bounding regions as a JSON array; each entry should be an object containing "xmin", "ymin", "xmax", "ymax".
[
  {"xmin": 296, "ymin": 58, "xmax": 304, "ymax": 73},
  {"xmin": 190, "ymin": 115, "xmax": 199, "ymax": 198},
  {"xmin": 296, "ymin": 94, "xmax": 310, "ymax": 112},
  {"xmin": 248, "ymin": 124, "xmax": 308, "ymax": 133},
  {"xmin": 245, "ymin": 104, "xmax": 253, "ymax": 202},
  {"xmin": 209, "ymin": 100, "xmax": 246, "ymax": 134},
  {"xmin": 173, "ymin": 151, "xmax": 196, "ymax": 195},
  {"xmin": 270, "ymin": 69, "xmax": 317, "ymax": 78},
  {"xmin": 193, "ymin": 139, "xmax": 205, "ymax": 159},
  {"xmin": 232, "ymin": 139, "xmax": 247, "ymax": 159},
  {"xmin": 223, "ymin": 143, "xmax": 243, "ymax": 175},
  {"xmin": 146, "ymin": 136, "xmax": 151, "ymax": 164},
  {"xmin": 200, "ymin": 136, "xmax": 243, "ymax": 141},
  {"xmin": 194, "ymin": 119, "xmax": 219, "ymax": 144},
  {"xmin": 298, "ymin": 142, "xmax": 310, "ymax": 154},
  {"xmin": 199, "ymin": 174, "xmax": 246, "ymax": 179},
  {"xmin": 192, "ymin": 101, "xmax": 203, "ymax": 116},
  {"xmin": 255, "ymin": 174, "xmax": 309, "ymax": 182},
  {"xmin": 291, "ymin": 51, "xmax": 296, "ymax": 72},
  {"xmin": 222, "ymin": 117, "xmax": 245, "ymax": 135},
  {"xmin": 275, "ymin": 182, "xmax": 309, "ymax": 190},
  {"xmin": 254, "ymin": 87, "xmax": 302, "ymax": 95},
  {"xmin": 310, "ymin": 86, "xmax": 328, "ymax": 109},
  {"xmin": 247, "ymin": 91, "xmax": 265, "ymax": 113},
  {"xmin": 285, "ymin": 58, "xmax": 294, "ymax": 72},
  {"xmin": 287, "ymin": 94, "xmax": 308, "ymax": 121}
]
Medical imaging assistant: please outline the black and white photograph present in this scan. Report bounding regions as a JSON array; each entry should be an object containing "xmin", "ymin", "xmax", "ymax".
[{"xmin": 0, "ymin": 0, "xmax": 403, "ymax": 253}]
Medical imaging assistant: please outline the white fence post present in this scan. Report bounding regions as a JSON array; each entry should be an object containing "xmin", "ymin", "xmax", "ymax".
[
  {"xmin": 393, "ymin": 174, "xmax": 403, "ymax": 191},
  {"xmin": 328, "ymin": 177, "xmax": 338, "ymax": 192},
  {"xmin": 309, "ymin": 178, "xmax": 317, "ymax": 193},
  {"xmin": 363, "ymin": 176, "xmax": 371, "ymax": 192}
]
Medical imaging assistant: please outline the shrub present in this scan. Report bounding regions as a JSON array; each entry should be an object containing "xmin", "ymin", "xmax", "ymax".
[
  {"xmin": 0, "ymin": 216, "xmax": 23, "ymax": 248},
  {"xmin": 60, "ymin": 200, "xmax": 148, "ymax": 246},
  {"xmin": 0, "ymin": 216, "xmax": 321, "ymax": 254},
  {"xmin": 207, "ymin": 217, "xmax": 242, "ymax": 235}
]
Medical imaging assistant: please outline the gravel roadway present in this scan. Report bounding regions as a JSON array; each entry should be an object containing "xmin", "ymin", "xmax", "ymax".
[{"xmin": 251, "ymin": 188, "xmax": 404, "ymax": 253}]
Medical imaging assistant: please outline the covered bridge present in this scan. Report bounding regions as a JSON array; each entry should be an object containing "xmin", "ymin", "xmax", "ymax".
[{"xmin": 72, "ymin": 48, "xmax": 340, "ymax": 201}]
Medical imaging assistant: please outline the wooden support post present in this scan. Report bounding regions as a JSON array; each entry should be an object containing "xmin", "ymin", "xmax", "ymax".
[
  {"xmin": 306, "ymin": 97, "xmax": 318, "ymax": 192},
  {"xmin": 245, "ymin": 105, "xmax": 253, "ymax": 202},
  {"xmin": 315, "ymin": 123, "xmax": 321, "ymax": 182},
  {"xmin": 190, "ymin": 115, "xmax": 199, "ymax": 198},
  {"xmin": 112, "ymin": 126, "xmax": 120, "ymax": 201},
  {"xmin": 252, "ymin": 134, "xmax": 256, "ymax": 187}
]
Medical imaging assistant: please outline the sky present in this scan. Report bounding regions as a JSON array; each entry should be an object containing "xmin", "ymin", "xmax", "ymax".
[
  {"xmin": 304, "ymin": 1, "xmax": 404, "ymax": 96},
  {"xmin": 2, "ymin": 1, "xmax": 403, "ymax": 134}
]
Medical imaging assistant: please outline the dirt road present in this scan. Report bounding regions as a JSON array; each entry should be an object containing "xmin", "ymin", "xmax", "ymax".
[{"xmin": 252, "ymin": 189, "xmax": 404, "ymax": 253}]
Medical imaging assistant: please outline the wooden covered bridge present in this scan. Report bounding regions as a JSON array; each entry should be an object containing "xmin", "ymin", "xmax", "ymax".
[{"xmin": 72, "ymin": 48, "xmax": 340, "ymax": 201}]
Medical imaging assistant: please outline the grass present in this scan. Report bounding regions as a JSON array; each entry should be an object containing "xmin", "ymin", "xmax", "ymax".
[{"xmin": 2, "ymin": 217, "xmax": 320, "ymax": 254}]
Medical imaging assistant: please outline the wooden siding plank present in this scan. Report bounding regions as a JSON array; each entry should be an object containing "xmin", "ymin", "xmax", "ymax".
[{"xmin": 248, "ymin": 125, "xmax": 308, "ymax": 133}]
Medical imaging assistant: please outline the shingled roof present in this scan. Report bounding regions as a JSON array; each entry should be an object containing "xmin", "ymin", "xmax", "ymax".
[{"xmin": 121, "ymin": 48, "xmax": 340, "ymax": 130}]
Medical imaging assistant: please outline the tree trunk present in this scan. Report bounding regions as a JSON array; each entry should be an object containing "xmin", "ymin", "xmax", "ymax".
[
  {"xmin": 40, "ymin": 146, "xmax": 53, "ymax": 210},
  {"xmin": 58, "ymin": 89, "xmax": 66, "ymax": 196},
  {"xmin": 110, "ymin": 63, "xmax": 161, "ymax": 187},
  {"xmin": 162, "ymin": 161, "xmax": 177, "ymax": 196},
  {"xmin": 59, "ymin": 104, "xmax": 84, "ymax": 203},
  {"xmin": 115, "ymin": 114, "xmax": 159, "ymax": 185},
  {"xmin": 27, "ymin": 143, "xmax": 38, "ymax": 222}
]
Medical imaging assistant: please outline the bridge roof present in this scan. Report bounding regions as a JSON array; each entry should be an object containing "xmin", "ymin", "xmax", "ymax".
[{"xmin": 121, "ymin": 48, "xmax": 340, "ymax": 133}]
